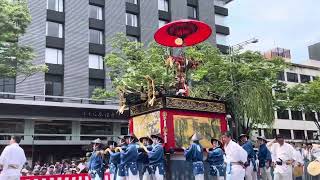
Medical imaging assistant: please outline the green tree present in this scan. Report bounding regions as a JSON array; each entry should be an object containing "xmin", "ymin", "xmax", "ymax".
[
  {"xmin": 0, "ymin": 0, "xmax": 47, "ymax": 83},
  {"xmin": 188, "ymin": 45, "xmax": 286, "ymax": 134},
  {"xmin": 96, "ymin": 34, "xmax": 286, "ymax": 135},
  {"xmin": 285, "ymin": 79, "xmax": 320, "ymax": 112}
]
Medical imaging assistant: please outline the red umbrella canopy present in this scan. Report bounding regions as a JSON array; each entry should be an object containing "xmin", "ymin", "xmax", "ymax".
[{"xmin": 154, "ymin": 19, "xmax": 212, "ymax": 47}]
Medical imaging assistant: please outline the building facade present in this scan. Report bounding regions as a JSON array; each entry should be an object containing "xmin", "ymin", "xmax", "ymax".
[
  {"xmin": 308, "ymin": 42, "xmax": 320, "ymax": 61},
  {"xmin": 256, "ymin": 48, "xmax": 320, "ymax": 143},
  {"xmin": 0, "ymin": 0, "xmax": 234, "ymax": 162}
]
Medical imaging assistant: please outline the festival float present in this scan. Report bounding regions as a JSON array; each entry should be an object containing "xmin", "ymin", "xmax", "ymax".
[{"xmin": 123, "ymin": 19, "xmax": 228, "ymax": 179}]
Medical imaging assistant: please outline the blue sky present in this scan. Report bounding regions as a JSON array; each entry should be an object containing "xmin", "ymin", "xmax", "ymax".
[{"xmin": 226, "ymin": 0, "xmax": 320, "ymax": 63}]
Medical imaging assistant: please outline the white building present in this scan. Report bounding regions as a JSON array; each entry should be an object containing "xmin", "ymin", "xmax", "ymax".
[{"xmin": 256, "ymin": 48, "xmax": 320, "ymax": 143}]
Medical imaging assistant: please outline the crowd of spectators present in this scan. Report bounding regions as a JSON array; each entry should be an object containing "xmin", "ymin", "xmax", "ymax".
[{"xmin": 21, "ymin": 158, "xmax": 88, "ymax": 176}]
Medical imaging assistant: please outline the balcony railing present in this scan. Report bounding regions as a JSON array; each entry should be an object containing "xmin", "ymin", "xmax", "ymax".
[{"xmin": 0, "ymin": 92, "xmax": 117, "ymax": 105}]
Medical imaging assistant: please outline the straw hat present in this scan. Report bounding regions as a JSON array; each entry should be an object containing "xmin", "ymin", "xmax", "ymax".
[
  {"xmin": 191, "ymin": 133, "xmax": 203, "ymax": 141},
  {"xmin": 257, "ymin": 136, "xmax": 268, "ymax": 143},
  {"xmin": 91, "ymin": 138, "xmax": 102, "ymax": 144},
  {"xmin": 150, "ymin": 133, "xmax": 164, "ymax": 143},
  {"xmin": 307, "ymin": 160, "xmax": 320, "ymax": 176}
]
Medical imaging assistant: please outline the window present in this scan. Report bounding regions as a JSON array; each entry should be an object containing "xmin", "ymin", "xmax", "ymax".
[
  {"xmin": 277, "ymin": 71, "xmax": 285, "ymax": 81},
  {"xmin": 293, "ymin": 130, "xmax": 305, "ymax": 140},
  {"xmin": 47, "ymin": 0, "xmax": 63, "ymax": 12},
  {"xmin": 158, "ymin": 0, "xmax": 169, "ymax": 11},
  {"xmin": 305, "ymin": 112, "xmax": 316, "ymax": 121},
  {"xmin": 277, "ymin": 109, "xmax": 289, "ymax": 119},
  {"xmin": 34, "ymin": 120, "xmax": 71, "ymax": 140},
  {"xmin": 126, "ymin": 13, "xmax": 138, "ymax": 27},
  {"xmin": 89, "ymin": 54, "xmax": 104, "ymax": 70},
  {"xmin": 0, "ymin": 120, "xmax": 24, "ymax": 140},
  {"xmin": 89, "ymin": 29, "xmax": 103, "ymax": 44},
  {"xmin": 188, "ymin": 5, "xmax": 198, "ymax": 19},
  {"xmin": 46, "ymin": 21, "xmax": 63, "ymax": 38},
  {"xmin": 286, "ymin": 72, "xmax": 298, "ymax": 82},
  {"xmin": 264, "ymin": 129, "xmax": 276, "ymax": 139},
  {"xmin": 89, "ymin": 79, "xmax": 104, "ymax": 97},
  {"xmin": 216, "ymin": 34, "xmax": 227, "ymax": 45},
  {"xmin": 89, "ymin": 5, "xmax": 103, "ymax": 20},
  {"xmin": 313, "ymin": 76, "xmax": 318, "ymax": 81},
  {"xmin": 80, "ymin": 121, "xmax": 113, "ymax": 140},
  {"xmin": 291, "ymin": 110, "xmax": 303, "ymax": 120},
  {"xmin": 45, "ymin": 74, "xmax": 63, "ymax": 101},
  {"xmin": 127, "ymin": 35, "xmax": 139, "ymax": 42},
  {"xmin": 45, "ymin": 48, "xmax": 63, "ymax": 64},
  {"xmin": 121, "ymin": 126, "xmax": 128, "ymax": 135},
  {"xmin": 274, "ymin": 89, "xmax": 287, "ymax": 100},
  {"xmin": 126, "ymin": 0, "xmax": 138, "ymax": 4},
  {"xmin": 278, "ymin": 129, "xmax": 292, "ymax": 139},
  {"xmin": 158, "ymin": 20, "xmax": 168, "ymax": 28},
  {"xmin": 300, "ymin": 74, "xmax": 310, "ymax": 83},
  {"xmin": 307, "ymin": 131, "xmax": 318, "ymax": 140},
  {"xmin": 0, "ymin": 77, "xmax": 15, "ymax": 98}
]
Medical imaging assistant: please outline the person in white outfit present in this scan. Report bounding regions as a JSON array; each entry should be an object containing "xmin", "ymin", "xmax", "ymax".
[
  {"xmin": 292, "ymin": 144, "xmax": 304, "ymax": 180},
  {"xmin": 0, "ymin": 136, "xmax": 27, "ymax": 180},
  {"xmin": 267, "ymin": 134, "xmax": 295, "ymax": 180},
  {"xmin": 222, "ymin": 132, "xmax": 247, "ymax": 180}
]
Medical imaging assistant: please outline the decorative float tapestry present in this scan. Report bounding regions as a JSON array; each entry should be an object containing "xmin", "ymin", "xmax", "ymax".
[
  {"xmin": 174, "ymin": 115, "xmax": 221, "ymax": 148},
  {"xmin": 133, "ymin": 111, "xmax": 161, "ymax": 138}
]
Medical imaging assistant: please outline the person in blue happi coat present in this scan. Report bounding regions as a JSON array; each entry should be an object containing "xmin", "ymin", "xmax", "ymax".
[
  {"xmin": 239, "ymin": 134, "xmax": 257, "ymax": 180},
  {"xmin": 116, "ymin": 136, "xmax": 128, "ymax": 180},
  {"xmin": 88, "ymin": 138, "xmax": 106, "ymax": 180},
  {"xmin": 138, "ymin": 136, "xmax": 153, "ymax": 180},
  {"xmin": 206, "ymin": 138, "xmax": 225, "ymax": 180},
  {"xmin": 183, "ymin": 133, "xmax": 204, "ymax": 180},
  {"xmin": 257, "ymin": 136, "xmax": 272, "ymax": 180},
  {"xmin": 142, "ymin": 133, "xmax": 165, "ymax": 180},
  {"xmin": 120, "ymin": 134, "xmax": 139, "ymax": 180},
  {"xmin": 104, "ymin": 140, "xmax": 120, "ymax": 180}
]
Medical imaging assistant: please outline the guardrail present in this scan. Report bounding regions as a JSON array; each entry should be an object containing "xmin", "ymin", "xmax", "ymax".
[
  {"xmin": 21, "ymin": 173, "xmax": 110, "ymax": 180},
  {"xmin": 0, "ymin": 92, "xmax": 117, "ymax": 105}
]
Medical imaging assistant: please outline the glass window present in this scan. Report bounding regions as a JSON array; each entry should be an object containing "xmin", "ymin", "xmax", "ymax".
[
  {"xmin": 188, "ymin": 5, "xmax": 198, "ymax": 19},
  {"xmin": 89, "ymin": 5, "xmax": 103, "ymax": 20},
  {"xmin": 286, "ymin": 72, "xmax": 298, "ymax": 82},
  {"xmin": 127, "ymin": 35, "xmax": 139, "ymax": 42},
  {"xmin": 89, "ymin": 54, "xmax": 104, "ymax": 69},
  {"xmin": 45, "ymin": 74, "xmax": 63, "ymax": 101},
  {"xmin": 126, "ymin": 0, "xmax": 138, "ymax": 4},
  {"xmin": 158, "ymin": 20, "xmax": 168, "ymax": 28},
  {"xmin": 126, "ymin": 13, "xmax": 138, "ymax": 27},
  {"xmin": 47, "ymin": 0, "xmax": 63, "ymax": 12},
  {"xmin": 158, "ymin": 0, "xmax": 169, "ymax": 11},
  {"xmin": 0, "ymin": 120, "xmax": 24, "ymax": 133},
  {"xmin": 293, "ymin": 130, "xmax": 305, "ymax": 140},
  {"xmin": 307, "ymin": 131, "xmax": 318, "ymax": 140},
  {"xmin": 46, "ymin": 21, "xmax": 63, "ymax": 38},
  {"xmin": 300, "ymin": 74, "xmax": 310, "ymax": 83},
  {"xmin": 121, "ymin": 126, "xmax": 128, "ymax": 135},
  {"xmin": 89, "ymin": 29, "xmax": 103, "ymax": 44},
  {"xmin": 277, "ymin": 71, "xmax": 285, "ymax": 81},
  {"xmin": 0, "ymin": 77, "xmax": 15, "ymax": 98},
  {"xmin": 277, "ymin": 109, "xmax": 289, "ymax": 119},
  {"xmin": 34, "ymin": 120, "xmax": 71, "ymax": 140},
  {"xmin": 278, "ymin": 129, "xmax": 292, "ymax": 139},
  {"xmin": 80, "ymin": 121, "xmax": 113, "ymax": 135},
  {"xmin": 89, "ymin": 78, "xmax": 104, "ymax": 97},
  {"xmin": 313, "ymin": 76, "xmax": 318, "ymax": 81},
  {"xmin": 305, "ymin": 112, "xmax": 316, "ymax": 121},
  {"xmin": 291, "ymin": 110, "xmax": 303, "ymax": 120},
  {"xmin": 264, "ymin": 129, "xmax": 276, "ymax": 139},
  {"xmin": 45, "ymin": 48, "xmax": 63, "ymax": 64}
]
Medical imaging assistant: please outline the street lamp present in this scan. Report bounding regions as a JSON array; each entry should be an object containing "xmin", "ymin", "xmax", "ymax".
[
  {"xmin": 228, "ymin": 38, "xmax": 259, "ymax": 138},
  {"xmin": 229, "ymin": 38, "xmax": 259, "ymax": 54}
]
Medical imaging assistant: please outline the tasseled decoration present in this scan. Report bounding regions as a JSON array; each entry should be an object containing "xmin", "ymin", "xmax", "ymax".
[
  {"xmin": 118, "ymin": 88, "xmax": 126, "ymax": 114},
  {"xmin": 145, "ymin": 76, "xmax": 156, "ymax": 106},
  {"xmin": 165, "ymin": 56, "xmax": 174, "ymax": 68}
]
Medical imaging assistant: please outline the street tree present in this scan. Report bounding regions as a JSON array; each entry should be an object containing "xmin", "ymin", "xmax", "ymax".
[{"xmin": 0, "ymin": 0, "xmax": 47, "ymax": 83}]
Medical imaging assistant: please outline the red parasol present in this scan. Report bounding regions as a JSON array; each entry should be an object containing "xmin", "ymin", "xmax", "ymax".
[{"xmin": 154, "ymin": 19, "xmax": 212, "ymax": 47}]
